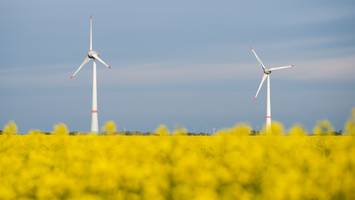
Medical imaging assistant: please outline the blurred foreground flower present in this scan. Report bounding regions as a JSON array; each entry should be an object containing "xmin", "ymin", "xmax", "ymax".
[
  {"xmin": 52, "ymin": 123, "xmax": 69, "ymax": 135},
  {"xmin": 102, "ymin": 120, "xmax": 117, "ymax": 135},
  {"xmin": 2, "ymin": 121, "xmax": 17, "ymax": 135}
]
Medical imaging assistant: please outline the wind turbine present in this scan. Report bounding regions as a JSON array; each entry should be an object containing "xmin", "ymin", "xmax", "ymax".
[
  {"xmin": 251, "ymin": 48, "xmax": 293, "ymax": 129},
  {"xmin": 70, "ymin": 16, "xmax": 111, "ymax": 133}
]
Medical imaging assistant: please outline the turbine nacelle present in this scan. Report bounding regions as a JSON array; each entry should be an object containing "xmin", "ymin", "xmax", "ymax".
[
  {"xmin": 263, "ymin": 69, "xmax": 271, "ymax": 74},
  {"xmin": 88, "ymin": 50, "xmax": 99, "ymax": 59},
  {"xmin": 86, "ymin": 50, "xmax": 111, "ymax": 68}
]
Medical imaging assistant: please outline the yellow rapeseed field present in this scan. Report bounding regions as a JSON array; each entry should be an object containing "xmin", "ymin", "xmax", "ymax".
[{"xmin": 0, "ymin": 110, "xmax": 354, "ymax": 200}]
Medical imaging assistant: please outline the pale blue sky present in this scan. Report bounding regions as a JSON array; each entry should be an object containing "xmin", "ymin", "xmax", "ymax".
[{"xmin": 1, "ymin": 0, "xmax": 355, "ymax": 132}]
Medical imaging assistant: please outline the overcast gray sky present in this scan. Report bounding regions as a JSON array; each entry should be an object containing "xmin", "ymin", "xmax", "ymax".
[{"xmin": 1, "ymin": 0, "xmax": 355, "ymax": 133}]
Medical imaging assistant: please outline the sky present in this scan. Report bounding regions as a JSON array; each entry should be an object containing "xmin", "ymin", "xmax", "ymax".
[{"xmin": 0, "ymin": 0, "xmax": 355, "ymax": 133}]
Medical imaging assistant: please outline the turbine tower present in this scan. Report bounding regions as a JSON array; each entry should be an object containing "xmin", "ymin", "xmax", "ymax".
[
  {"xmin": 71, "ymin": 16, "xmax": 111, "ymax": 133},
  {"xmin": 251, "ymin": 48, "xmax": 293, "ymax": 129}
]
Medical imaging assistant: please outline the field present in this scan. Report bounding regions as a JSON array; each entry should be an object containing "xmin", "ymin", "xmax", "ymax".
[
  {"xmin": 0, "ymin": 134, "xmax": 354, "ymax": 200},
  {"xmin": 0, "ymin": 111, "xmax": 354, "ymax": 200}
]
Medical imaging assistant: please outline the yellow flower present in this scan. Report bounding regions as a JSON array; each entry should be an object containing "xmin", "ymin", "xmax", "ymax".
[
  {"xmin": 101, "ymin": 120, "xmax": 117, "ymax": 135},
  {"xmin": 313, "ymin": 120, "xmax": 335, "ymax": 135},
  {"xmin": 344, "ymin": 108, "xmax": 355, "ymax": 135},
  {"xmin": 2, "ymin": 121, "xmax": 18, "ymax": 135},
  {"xmin": 260, "ymin": 121, "xmax": 284, "ymax": 136},
  {"xmin": 288, "ymin": 124, "xmax": 307, "ymax": 136},
  {"xmin": 154, "ymin": 124, "xmax": 170, "ymax": 136},
  {"xmin": 52, "ymin": 123, "xmax": 69, "ymax": 135}
]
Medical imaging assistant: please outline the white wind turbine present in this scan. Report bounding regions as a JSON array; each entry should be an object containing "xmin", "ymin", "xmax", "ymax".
[
  {"xmin": 251, "ymin": 48, "xmax": 293, "ymax": 129},
  {"xmin": 70, "ymin": 16, "xmax": 111, "ymax": 133}
]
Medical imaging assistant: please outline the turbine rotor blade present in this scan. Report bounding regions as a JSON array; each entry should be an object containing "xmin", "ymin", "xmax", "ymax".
[
  {"xmin": 254, "ymin": 74, "xmax": 267, "ymax": 99},
  {"xmin": 251, "ymin": 48, "xmax": 266, "ymax": 70},
  {"xmin": 71, "ymin": 56, "xmax": 90, "ymax": 78},
  {"xmin": 269, "ymin": 65, "xmax": 294, "ymax": 71},
  {"xmin": 93, "ymin": 55, "xmax": 111, "ymax": 69},
  {"xmin": 90, "ymin": 16, "xmax": 93, "ymax": 50}
]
